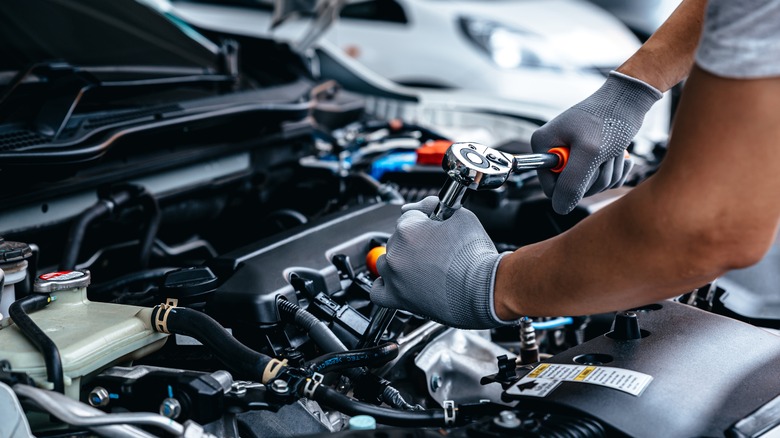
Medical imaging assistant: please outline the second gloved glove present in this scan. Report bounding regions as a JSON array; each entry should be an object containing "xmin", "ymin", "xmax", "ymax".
[
  {"xmin": 531, "ymin": 71, "xmax": 663, "ymax": 215},
  {"xmin": 370, "ymin": 196, "xmax": 517, "ymax": 330}
]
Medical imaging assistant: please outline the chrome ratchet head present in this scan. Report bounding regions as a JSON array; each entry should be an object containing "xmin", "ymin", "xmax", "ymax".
[{"xmin": 430, "ymin": 142, "xmax": 513, "ymax": 221}]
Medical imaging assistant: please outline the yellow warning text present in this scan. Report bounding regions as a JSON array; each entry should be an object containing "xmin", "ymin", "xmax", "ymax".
[
  {"xmin": 574, "ymin": 366, "xmax": 597, "ymax": 381},
  {"xmin": 528, "ymin": 364, "xmax": 550, "ymax": 378}
]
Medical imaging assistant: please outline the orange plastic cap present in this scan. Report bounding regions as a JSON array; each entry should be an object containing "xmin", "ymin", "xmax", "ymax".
[
  {"xmin": 416, "ymin": 140, "xmax": 453, "ymax": 166},
  {"xmin": 366, "ymin": 246, "xmax": 387, "ymax": 277}
]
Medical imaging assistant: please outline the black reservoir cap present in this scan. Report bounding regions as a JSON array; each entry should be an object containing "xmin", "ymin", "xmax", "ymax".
[
  {"xmin": 160, "ymin": 267, "xmax": 218, "ymax": 303},
  {"xmin": 0, "ymin": 237, "xmax": 33, "ymax": 264}
]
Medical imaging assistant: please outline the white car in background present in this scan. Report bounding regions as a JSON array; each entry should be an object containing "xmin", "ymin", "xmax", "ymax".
[
  {"xmin": 586, "ymin": 0, "xmax": 681, "ymax": 40},
  {"xmin": 171, "ymin": 0, "xmax": 671, "ymax": 151}
]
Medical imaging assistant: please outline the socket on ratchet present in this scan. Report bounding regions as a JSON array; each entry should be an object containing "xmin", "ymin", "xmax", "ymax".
[{"xmin": 430, "ymin": 142, "xmax": 569, "ymax": 221}]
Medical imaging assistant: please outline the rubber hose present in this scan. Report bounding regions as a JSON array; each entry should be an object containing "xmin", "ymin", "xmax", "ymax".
[
  {"xmin": 60, "ymin": 189, "xmax": 136, "ymax": 270},
  {"xmin": 150, "ymin": 306, "xmax": 274, "ymax": 381},
  {"xmin": 277, "ymin": 298, "xmax": 417, "ymax": 408},
  {"xmin": 352, "ymin": 172, "xmax": 405, "ymax": 204},
  {"xmin": 60, "ymin": 201, "xmax": 113, "ymax": 270},
  {"xmin": 8, "ymin": 294, "xmax": 64, "ymax": 393},
  {"xmin": 277, "ymin": 298, "xmax": 348, "ymax": 353},
  {"xmin": 313, "ymin": 386, "xmax": 447, "ymax": 427},
  {"xmin": 137, "ymin": 192, "xmax": 160, "ymax": 269},
  {"xmin": 307, "ymin": 342, "xmax": 399, "ymax": 375}
]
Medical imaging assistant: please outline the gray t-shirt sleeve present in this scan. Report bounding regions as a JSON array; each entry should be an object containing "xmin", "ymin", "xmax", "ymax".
[{"xmin": 695, "ymin": 0, "xmax": 780, "ymax": 79}]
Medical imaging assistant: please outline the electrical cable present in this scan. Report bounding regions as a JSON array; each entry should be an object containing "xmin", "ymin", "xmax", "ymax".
[
  {"xmin": 532, "ymin": 317, "xmax": 574, "ymax": 331},
  {"xmin": 277, "ymin": 297, "xmax": 348, "ymax": 353},
  {"xmin": 313, "ymin": 385, "xmax": 447, "ymax": 427},
  {"xmin": 8, "ymin": 294, "xmax": 63, "ymax": 393},
  {"xmin": 277, "ymin": 297, "xmax": 419, "ymax": 409}
]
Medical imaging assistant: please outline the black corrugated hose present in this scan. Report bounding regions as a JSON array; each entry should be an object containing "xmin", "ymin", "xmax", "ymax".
[
  {"xmin": 306, "ymin": 342, "xmax": 399, "ymax": 375},
  {"xmin": 277, "ymin": 297, "xmax": 423, "ymax": 410},
  {"xmin": 150, "ymin": 305, "xmax": 274, "ymax": 381},
  {"xmin": 8, "ymin": 294, "xmax": 63, "ymax": 393}
]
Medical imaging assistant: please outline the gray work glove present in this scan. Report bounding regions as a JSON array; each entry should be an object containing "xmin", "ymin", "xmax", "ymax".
[
  {"xmin": 370, "ymin": 196, "xmax": 517, "ymax": 329},
  {"xmin": 531, "ymin": 71, "xmax": 663, "ymax": 215}
]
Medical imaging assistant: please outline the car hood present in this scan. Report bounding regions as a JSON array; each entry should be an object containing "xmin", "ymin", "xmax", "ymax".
[
  {"xmin": 0, "ymin": 0, "xmax": 221, "ymax": 73},
  {"xmin": 418, "ymin": 0, "xmax": 640, "ymax": 68}
]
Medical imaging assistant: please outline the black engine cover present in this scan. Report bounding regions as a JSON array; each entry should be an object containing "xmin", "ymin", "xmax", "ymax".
[
  {"xmin": 208, "ymin": 203, "xmax": 400, "ymax": 325},
  {"xmin": 508, "ymin": 301, "xmax": 780, "ymax": 437}
]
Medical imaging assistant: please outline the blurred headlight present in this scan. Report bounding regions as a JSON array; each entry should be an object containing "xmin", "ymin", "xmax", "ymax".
[{"xmin": 459, "ymin": 17, "xmax": 563, "ymax": 70}]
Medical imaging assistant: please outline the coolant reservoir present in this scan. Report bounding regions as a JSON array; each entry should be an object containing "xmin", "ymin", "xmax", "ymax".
[
  {"xmin": 0, "ymin": 270, "xmax": 167, "ymax": 398},
  {"xmin": 0, "ymin": 238, "xmax": 33, "ymax": 323}
]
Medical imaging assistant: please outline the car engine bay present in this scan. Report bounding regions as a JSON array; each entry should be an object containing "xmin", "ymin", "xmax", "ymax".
[{"xmin": 2, "ymin": 1, "xmax": 780, "ymax": 437}]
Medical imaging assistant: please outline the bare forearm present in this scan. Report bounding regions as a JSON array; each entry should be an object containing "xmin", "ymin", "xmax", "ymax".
[
  {"xmin": 494, "ymin": 181, "xmax": 719, "ymax": 317},
  {"xmin": 495, "ymin": 67, "xmax": 780, "ymax": 318},
  {"xmin": 617, "ymin": 0, "xmax": 707, "ymax": 91}
]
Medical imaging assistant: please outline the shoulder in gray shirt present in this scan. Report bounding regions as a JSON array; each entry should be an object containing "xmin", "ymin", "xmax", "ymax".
[{"xmin": 695, "ymin": 0, "xmax": 780, "ymax": 79}]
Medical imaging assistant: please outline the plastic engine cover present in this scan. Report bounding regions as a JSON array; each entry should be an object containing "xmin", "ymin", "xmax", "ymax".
[{"xmin": 506, "ymin": 301, "xmax": 780, "ymax": 437}]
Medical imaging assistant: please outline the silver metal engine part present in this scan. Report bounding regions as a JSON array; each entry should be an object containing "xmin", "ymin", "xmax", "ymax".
[{"xmin": 415, "ymin": 328, "xmax": 514, "ymax": 406}]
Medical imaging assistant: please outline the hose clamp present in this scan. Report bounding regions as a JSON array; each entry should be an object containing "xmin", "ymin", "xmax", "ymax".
[
  {"xmin": 443, "ymin": 400, "xmax": 456, "ymax": 426},
  {"xmin": 303, "ymin": 373, "xmax": 324, "ymax": 399},
  {"xmin": 261, "ymin": 359, "xmax": 289, "ymax": 384},
  {"xmin": 153, "ymin": 299, "xmax": 179, "ymax": 334}
]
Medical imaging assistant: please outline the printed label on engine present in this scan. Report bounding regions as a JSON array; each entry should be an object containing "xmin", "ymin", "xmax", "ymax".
[{"xmin": 507, "ymin": 364, "xmax": 653, "ymax": 397}]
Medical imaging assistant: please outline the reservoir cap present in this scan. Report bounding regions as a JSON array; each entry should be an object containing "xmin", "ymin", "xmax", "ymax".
[
  {"xmin": 348, "ymin": 415, "xmax": 376, "ymax": 430},
  {"xmin": 35, "ymin": 270, "xmax": 91, "ymax": 293},
  {"xmin": 0, "ymin": 237, "xmax": 33, "ymax": 264}
]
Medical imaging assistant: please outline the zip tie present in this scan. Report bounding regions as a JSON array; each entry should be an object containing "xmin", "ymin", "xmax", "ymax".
[{"xmin": 262, "ymin": 359, "xmax": 289, "ymax": 384}]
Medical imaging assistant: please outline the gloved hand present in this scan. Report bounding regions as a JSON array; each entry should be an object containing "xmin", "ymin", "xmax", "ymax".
[
  {"xmin": 531, "ymin": 71, "xmax": 663, "ymax": 215},
  {"xmin": 370, "ymin": 196, "xmax": 517, "ymax": 329}
]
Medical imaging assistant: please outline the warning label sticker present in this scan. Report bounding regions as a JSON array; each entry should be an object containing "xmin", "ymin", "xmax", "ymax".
[{"xmin": 506, "ymin": 363, "xmax": 653, "ymax": 398}]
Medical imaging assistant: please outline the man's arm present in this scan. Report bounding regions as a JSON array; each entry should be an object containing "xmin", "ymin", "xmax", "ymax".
[
  {"xmin": 495, "ymin": 66, "xmax": 780, "ymax": 318},
  {"xmin": 617, "ymin": 0, "xmax": 707, "ymax": 92}
]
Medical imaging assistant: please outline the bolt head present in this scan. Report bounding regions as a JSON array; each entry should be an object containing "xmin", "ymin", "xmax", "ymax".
[
  {"xmin": 271, "ymin": 379, "xmax": 289, "ymax": 394},
  {"xmin": 159, "ymin": 398, "xmax": 181, "ymax": 419},
  {"xmin": 88, "ymin": 387, "xmax": 110, "ymax": 407},
  {"xmin": 430, "ymin": 374, "xmax": 441, "ymax": 392},
  {"xmin": 494, "ymin": 410, "xmax": 521, "ymax": 428}
]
